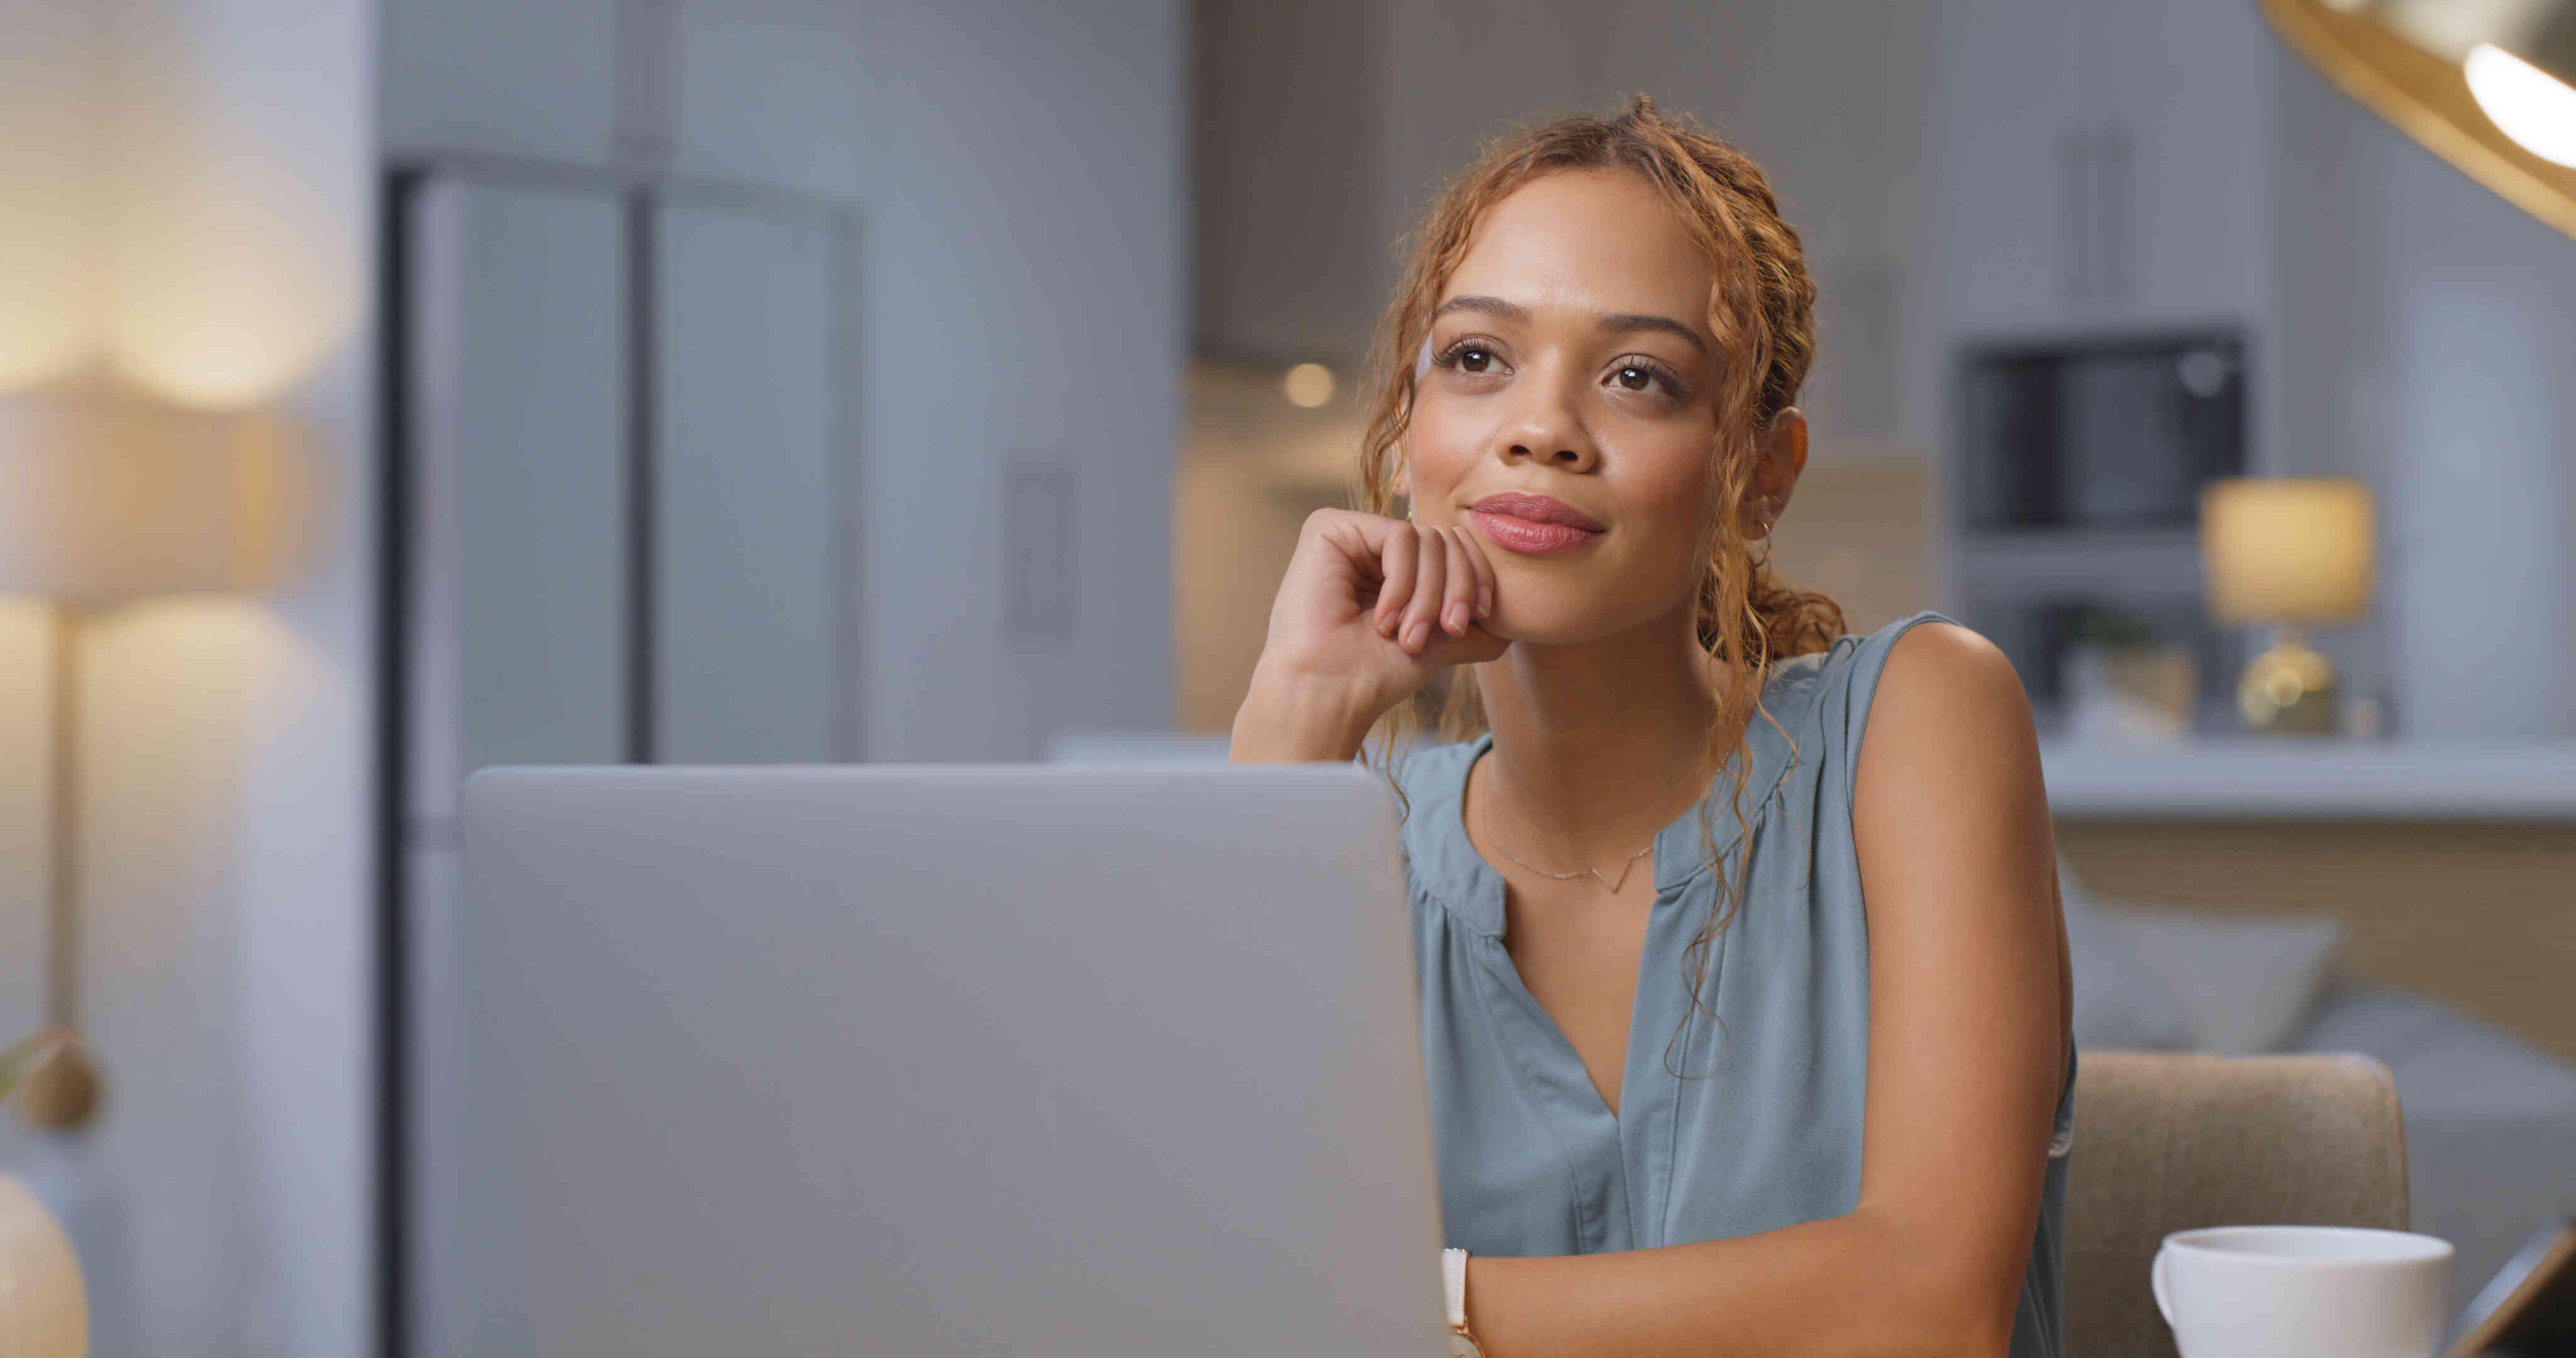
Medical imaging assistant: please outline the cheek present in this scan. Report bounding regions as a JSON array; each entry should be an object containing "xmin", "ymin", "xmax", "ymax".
[
  {"xmin": 1614, "ymin": 438, "xmax": 1718, "ymax": 555},
  {"xmin": 1401, "ymin": 401, "xmax": 1486, "ymax": 500}
]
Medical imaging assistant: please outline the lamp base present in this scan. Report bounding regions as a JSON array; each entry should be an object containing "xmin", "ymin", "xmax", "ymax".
[
  {"xmin": 19, "ymin": 1042, "xmax": 101, "ymax": 1132},
  {"xmin": 2238, "ymin": 632, "xmax": 2338, "ymax": 735}
]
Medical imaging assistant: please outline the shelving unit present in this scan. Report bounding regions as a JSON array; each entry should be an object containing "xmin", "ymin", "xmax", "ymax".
[
  {"xmin": 1929, "ymin": 0, "xmax": 2282, "ymax": 734},
  {"xmin": 1946, "ymin": 328, "xmax": 2250, "ymax": 733}
]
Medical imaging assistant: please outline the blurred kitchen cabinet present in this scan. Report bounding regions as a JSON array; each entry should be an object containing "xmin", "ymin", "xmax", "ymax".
[
  {"xmin": 1934, "ymin": 0, "xmax": 2088, "ymax": 331},
  {"xmin": 2094, "ymin": 0, "xmax": 2275, "ymax": 326},
  {"xmin": 393, "ymin": 164, "xmax": 856, "ymax": 1358},
  {"xmin": 650, "ymin": 201, "xmax": 848, "ymax": 763},
  {"xmin": 380, "ymin": 0, "xmax": 621, "ymax": 165},
  {"xmin": 397, "ymin": 174, "xmax": 633, "ymax": 1358},
  {"xmin": 397, "ymin": 170, "xmax": 857, "ymax": 789},
  {"xmin": 404, "ymin": 177, "xmax": 634, "ymax": 814},
  {"xmin": 1936, "ymin": 0, "xmax": 2273, "ymax": 332}
]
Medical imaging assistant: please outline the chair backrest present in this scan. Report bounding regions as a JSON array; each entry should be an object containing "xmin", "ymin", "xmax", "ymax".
[{"xmin": 2065, "ymin": 1051, "xmax": 2411, "ymax": 1358}]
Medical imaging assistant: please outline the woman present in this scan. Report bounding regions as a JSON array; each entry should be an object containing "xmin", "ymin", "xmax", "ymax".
[{"xmin": 1231, "ymin": 97, "xmax": 2074, "ymax": 1357}]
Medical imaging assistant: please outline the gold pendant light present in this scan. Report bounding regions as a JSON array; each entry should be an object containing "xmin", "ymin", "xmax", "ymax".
[{"xmin": 2262, "ymin": 0, "xmax": 2576, "ymax": 240}]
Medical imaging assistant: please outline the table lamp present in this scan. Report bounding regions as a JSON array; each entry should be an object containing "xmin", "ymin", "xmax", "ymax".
[
  {"xmin": 2201, "ymin": 477, "xmax": 2377, "ymax": 736},
  {"xmin": 0, "ymin": 390, "xmax": 296, "ymax": 1130}
]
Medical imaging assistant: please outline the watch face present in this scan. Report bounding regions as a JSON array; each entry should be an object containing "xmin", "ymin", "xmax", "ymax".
[{"xmin": 1448, "ymin": 1331, "xmax": 1485, "ymax": 1357}]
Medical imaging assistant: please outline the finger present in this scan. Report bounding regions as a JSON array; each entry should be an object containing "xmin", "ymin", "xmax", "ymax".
[
  {"xmin": 1374, "ymin": 522, "xmax": 1419, "ymax": 636},
  {"xmin": 1400, "ymin": 528, "xmax": 1447, "ymax": 653},
  {"xmin": 1439, "ymin": 529, "xmax": 1478, "ymax": 636},
  {"xmin": 1457, "ymin": 526, "xmax": 1497, "ymax": 619},
  {"xmin": 1316, "ymin": 507, "xmax": 1402, "ymax": 566},
  {"xmin": 1425, "ymin": 620, "xmax": 1511, "ymax": 668}
]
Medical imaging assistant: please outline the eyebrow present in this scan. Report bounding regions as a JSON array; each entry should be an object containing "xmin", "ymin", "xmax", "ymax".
[{"xmin": 1431, "ymin": 294, "xmax": 1709, "ymax": 355}]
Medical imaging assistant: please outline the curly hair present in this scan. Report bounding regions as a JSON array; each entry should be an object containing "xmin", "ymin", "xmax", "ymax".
[{"xmin": 1353, "ymin": 94, "xmax": 1845, "ymax": 1069}]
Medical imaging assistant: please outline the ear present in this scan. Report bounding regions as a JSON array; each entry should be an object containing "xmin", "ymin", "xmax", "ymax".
[
  {"xmin": 1757, "ymin": 406, "xmax": 1807, "ymax": 507},
  {"xmin": 1740, "ymin": 407, "xmax": 1807, "ymax": 534},
  {"xmin": 1763, "ymin": 406, "xmax": 1809, "ymax": 483}
]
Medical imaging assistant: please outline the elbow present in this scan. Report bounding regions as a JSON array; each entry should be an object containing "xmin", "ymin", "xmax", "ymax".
[
  {"xmin": 1867, "ymin": 1290, "xmax": 2016, "ymax": 1358},
  {"xmin": 1855, "ymin": 1222, "xmax": 2023, "ymax": 1358}
]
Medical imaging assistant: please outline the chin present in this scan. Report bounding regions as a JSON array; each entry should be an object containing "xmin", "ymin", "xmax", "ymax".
[
  {"xmin": 1483, "ymin": 567, "xmax": 1696, "ymax": 648},
  {"xmin": 1484, "ymin": 600, "xmax": 1637, "ymax": 648}
]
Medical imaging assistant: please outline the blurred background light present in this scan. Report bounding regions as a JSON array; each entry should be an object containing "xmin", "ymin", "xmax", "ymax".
[
  {"xmin": 1281, "ymin": 362, "xmax": 1335, "ymax": 409},
  {"xmin": 2202, "ymin": 478, "xmax": 2379, "ymax": 626},
  {"xmin": 2466, "ymin": 41, "xmax": 2576, "ymax": 165}
]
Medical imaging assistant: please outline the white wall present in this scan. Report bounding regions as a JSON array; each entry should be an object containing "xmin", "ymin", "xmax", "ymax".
[{"xmin": 0, "ymin": 2, "xmax": 375, "ymax": 1357}]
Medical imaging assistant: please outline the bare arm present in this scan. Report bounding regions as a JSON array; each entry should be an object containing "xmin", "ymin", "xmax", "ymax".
[{"xmin": 1460, "ymin": 622, "xmax": 2070, "ymax": 1357}]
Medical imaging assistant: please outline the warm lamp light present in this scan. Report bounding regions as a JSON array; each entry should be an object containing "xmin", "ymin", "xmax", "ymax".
[
  {"xmin": 1282, "ymin": 362, "xmax": 1336, "ymax": 409},
  {"xmin": 0, "ymin": 395, "xmax": 300, "ymax": 598},
  {"xmin": 2201, "ymin": 477, "xmax": 2378, "ymax": 734},
  {"xmin": 2262, "ymin": 0, "xmax": 2576, "ymax": 241},
  {"xmin": 2467, "ymin": 41, "xmax": 2576, "ymax": 167},
  {"xmin": 0, "ymin": 387, "xmax": 303, "ymax": 1132},
  {"xmin": 2202, "ymin": 477, "xmax": 2377, "ymax": 624}
]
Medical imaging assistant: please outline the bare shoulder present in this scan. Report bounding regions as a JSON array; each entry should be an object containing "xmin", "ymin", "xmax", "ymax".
[
  {"xmin": 1860, "ymin": 622, "xmax": 2036, "ymax": 771},
  {"xmin": 1877, "ymin": 620, "xmax": 2029, "ymax": 720},
  {"xmin": 1852, "ymin": 620, "xmax": 2049, "ymax": 864}
]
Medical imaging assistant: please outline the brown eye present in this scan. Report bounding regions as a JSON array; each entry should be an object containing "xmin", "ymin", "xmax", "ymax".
[
  {"xmin": 1458, "ymin": 346, "xmax": 1496, "ymax": 373},
  {"xmin": 1616, "ymin": 365, "xmax": 1653, "ymax": 391}
]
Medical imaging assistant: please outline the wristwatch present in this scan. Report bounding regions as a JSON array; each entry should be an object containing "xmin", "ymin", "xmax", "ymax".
[{"xmin": 1443, "ymin": 1247, "xmax": 1485, "ymax": 1356}]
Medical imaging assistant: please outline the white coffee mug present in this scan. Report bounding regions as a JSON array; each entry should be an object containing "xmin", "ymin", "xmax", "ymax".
[{"xmin": 2152, "ymin": 1225, "xmax": 2454, "ymax": 1358}]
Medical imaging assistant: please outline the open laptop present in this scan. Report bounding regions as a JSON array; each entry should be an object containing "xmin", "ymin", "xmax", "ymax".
[{"xmin": 453, "ymin": 764, "xmax": 1447, "ymax": 1355}]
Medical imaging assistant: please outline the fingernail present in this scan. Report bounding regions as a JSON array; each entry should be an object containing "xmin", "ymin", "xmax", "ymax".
[
  {"xmin": 1377, "ymin": 610, "xmax": 1394, "ymax": 636},
  {"xmin": 1478, "ymin": 588, "xmax": 1492, "ymax": 619},
  {"xmin": 1404, "ymin": 621, "xmax": 1426, "ymax": 651},
  {"xmin": 1446, "ymin": 602, "xmax": 1466, "ymax": 634}
]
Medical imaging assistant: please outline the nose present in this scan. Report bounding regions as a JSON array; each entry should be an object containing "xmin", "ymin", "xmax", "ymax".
[{"xmin": 1497, "ymin": 370, "xmax": 1599, "ymax": 473}]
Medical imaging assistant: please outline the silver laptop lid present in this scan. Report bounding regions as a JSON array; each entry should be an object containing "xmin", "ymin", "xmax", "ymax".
[{"xmin": 455, "ymin": 763, "xmax": 1443, "ymax": 1355}]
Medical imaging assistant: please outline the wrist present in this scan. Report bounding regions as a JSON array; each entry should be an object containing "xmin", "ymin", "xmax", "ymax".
[{"xmin": 1230, "ymin": 667, "xmax": 1381, "ymax": 763}]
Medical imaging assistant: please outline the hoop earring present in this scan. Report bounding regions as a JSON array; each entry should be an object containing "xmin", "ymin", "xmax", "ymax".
[{"xmin": 1746, "ymin": 502, "xmax": 1779, "ymax": 570}]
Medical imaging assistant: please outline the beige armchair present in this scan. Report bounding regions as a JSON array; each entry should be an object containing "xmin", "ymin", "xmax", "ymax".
[{"xmin": 2065, "ymin": 1051, "xmax": 2411, "ymax": 1358}]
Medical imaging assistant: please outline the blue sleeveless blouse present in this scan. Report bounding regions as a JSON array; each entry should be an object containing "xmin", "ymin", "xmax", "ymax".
[{"xmin": 1396, "ymin": 609, "xmax": 2072, "ymax": 1357}]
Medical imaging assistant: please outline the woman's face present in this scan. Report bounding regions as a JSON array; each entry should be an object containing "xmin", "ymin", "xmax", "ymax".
[{"xmin": 1401, "ymin": 168, "xmax": 1738, "ymax": 646}]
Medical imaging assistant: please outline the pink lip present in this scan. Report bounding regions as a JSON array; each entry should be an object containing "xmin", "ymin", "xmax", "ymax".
[{"xmin": 1468, "ymin": 492, "xmax": 1605, "ymax": 556}]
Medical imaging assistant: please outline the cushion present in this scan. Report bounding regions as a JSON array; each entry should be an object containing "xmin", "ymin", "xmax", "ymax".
[
  {"xmin": 2102, "ymin": 905, "xmax": 2348, "ymax": 1055},
  {"xmin": 2058, "ymin": 854, "xmax": 2196, "ymax": 1051}
]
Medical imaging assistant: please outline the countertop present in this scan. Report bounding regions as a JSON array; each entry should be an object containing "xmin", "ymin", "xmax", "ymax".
[{"xmin": 2039, "ymin": 738, "xmax": 2576, "ymax": 819}]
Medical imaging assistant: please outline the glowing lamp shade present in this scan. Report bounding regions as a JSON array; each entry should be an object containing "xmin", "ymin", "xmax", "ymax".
[
  {"xmin": 2201, "ymin": 478, "xmax": 2378, "ymax": 626},
  {"xmin": 0, "ymin": 395, "xmax": 301, "ymax": 601}
]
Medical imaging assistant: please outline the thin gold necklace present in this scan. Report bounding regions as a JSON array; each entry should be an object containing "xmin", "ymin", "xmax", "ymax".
[{"xmin": 1477, "ymin": 795, "xmax": 1656, "ymax": 893}]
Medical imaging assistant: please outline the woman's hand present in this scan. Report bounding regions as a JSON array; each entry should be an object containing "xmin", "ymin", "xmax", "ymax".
[{"xmin": 1231, "ymin": 509, "xmax": 1509, "ymax": 762}]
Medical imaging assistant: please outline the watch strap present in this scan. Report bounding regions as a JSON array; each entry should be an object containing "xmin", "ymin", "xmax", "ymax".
[{"xmin": 1442, "ymin": 1247, "xmax": 1471, "ymax": 1330}]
